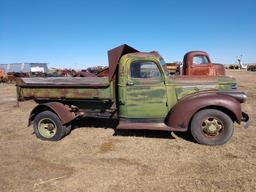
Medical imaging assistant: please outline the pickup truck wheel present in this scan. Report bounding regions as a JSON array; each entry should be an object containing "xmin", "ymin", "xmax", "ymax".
[
  {"xmin": 190, "ymin": 109, "xmax": 234, "ymax": 145},
  {"xmin": 33, "ymin": 111, "xmax": 66, "ymax": 141}
]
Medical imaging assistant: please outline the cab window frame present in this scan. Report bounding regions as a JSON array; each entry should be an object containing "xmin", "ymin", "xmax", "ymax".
[{"xmin": 129, "ymin": 60, "xmax": 163, "ymax": 84}]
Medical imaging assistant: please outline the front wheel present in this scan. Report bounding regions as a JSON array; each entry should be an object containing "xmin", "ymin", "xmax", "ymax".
[
  {"xmin": 33, "ymin": 111, "xmax": 67, "ymax": 141},
  {"xmin": 190, "ymin": 109, "xmax": 234, "ymax": 145}
]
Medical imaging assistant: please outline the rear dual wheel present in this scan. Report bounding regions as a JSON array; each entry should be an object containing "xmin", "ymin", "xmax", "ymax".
[
  {"xmin": 190, "ymin": 109, "xmax": 234, "ymax": 145},
  {"xmin": 33, "ymin": 111, "xmax": 71, "ymax": 141}
]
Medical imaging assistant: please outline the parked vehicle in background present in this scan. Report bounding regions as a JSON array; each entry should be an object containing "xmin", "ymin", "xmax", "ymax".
[
  {"xmin": 164, "ymin": 62, "xmax": 181, "ymax": 75},
  {"xmin": 0, "ymin": 69, "xmax": 7, "ymax": 83},
  {"xmin": 247, "ymin": 64, "xmax": 256, "ymax": 71},
  {"xmin": 16, "ymin": 44, "xmax": 249, "ymax": 145},
  {"xmin": 181, "ymin": 51, "xmax": 225, "ymax": 75}
]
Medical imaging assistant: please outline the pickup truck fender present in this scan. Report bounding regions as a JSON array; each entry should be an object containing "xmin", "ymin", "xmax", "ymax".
[
  {"xmin": 165, "ymin": 92, "xmax": 242, "ymax": 131},
  {"xmin": 28, "ymin": 102, "xmax": 77, "ymax": 126}
]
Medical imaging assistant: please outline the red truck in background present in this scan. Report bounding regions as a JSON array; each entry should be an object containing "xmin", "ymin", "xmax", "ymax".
[{"xmin": 166, "ymin": 51, "xmax": 225, "ymax": 76}]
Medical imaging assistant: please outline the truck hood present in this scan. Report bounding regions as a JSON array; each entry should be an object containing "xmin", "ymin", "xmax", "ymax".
[
  {"xmin": 212, "ymin": 63, "xmax": 225, "ymax": 76},
  {"xmin": 167, "ymin": 75, "xmax": 236, "ymax": 100}
]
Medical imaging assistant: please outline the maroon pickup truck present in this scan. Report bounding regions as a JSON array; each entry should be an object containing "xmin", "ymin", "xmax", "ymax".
[
  {"xmin": 166, "ymin": 51, "xmax": 225, "ymax": 76},
  {"xmin": 182, "ymin": 51, "xmax": 225, "ymax": 76}
]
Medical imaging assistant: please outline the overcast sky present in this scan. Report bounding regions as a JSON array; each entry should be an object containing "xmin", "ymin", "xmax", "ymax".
[{"xmin": 0, "ymin": 0, "xmax": 255, "ymax": 69}]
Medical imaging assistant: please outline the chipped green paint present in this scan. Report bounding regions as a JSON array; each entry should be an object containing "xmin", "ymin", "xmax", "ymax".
[
  {"xmin": 20, "ymin": 83, "xmax": 114, "ymax": 100},
  {"xmin": 118, "ymin": 53, "xmax": 169, "ymax": 118},
  {"xmin": 125, "ymin": 85, "xmax": 168, "ymax": 118},
  {"xmin": 174, "ymin": 84, "xmax": 218, "ymax": 100}
]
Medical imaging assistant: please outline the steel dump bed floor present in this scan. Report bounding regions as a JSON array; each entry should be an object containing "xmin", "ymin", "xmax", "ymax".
[{"xmin": 17, "ymin": 77, "xmax": 114, "ymax": 101}]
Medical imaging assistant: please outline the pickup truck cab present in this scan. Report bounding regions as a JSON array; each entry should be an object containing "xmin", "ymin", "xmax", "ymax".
[
  {"xmin": 182, "ymin": 51, "xmax": 225, "ymax": 76},
  {"xmin": 165, "ymin": 51, "xmax": 225, "ymax": 76},
  {"xmin": 16, "ymin": 44, "xmax": 249, "ymax": 145}
]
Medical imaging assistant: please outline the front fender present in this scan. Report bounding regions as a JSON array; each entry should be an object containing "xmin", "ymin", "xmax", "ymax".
[
  {"xmin": 29, "ymin": 102, "xmax": 77, "ymax": 126},
  {"xmin": 166, "ymin": 92, "xmax": 242, "ymax": 130}
]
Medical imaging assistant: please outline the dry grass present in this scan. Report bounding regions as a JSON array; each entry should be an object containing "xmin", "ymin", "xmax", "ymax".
[{"xmin": 0, "ymin": 70, "xmax": 255, "ymax": 192}]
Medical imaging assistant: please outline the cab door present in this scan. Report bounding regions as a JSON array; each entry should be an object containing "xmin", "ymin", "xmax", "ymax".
[
  {"xmin": 124, "ymin": 60, "xmax": 168, "ymax": 119},
  {"xmin": 190, "ymin": 55, "xmax": 213, "ymax": 75}
]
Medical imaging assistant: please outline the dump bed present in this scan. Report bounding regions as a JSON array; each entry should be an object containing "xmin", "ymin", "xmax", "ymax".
[{"xmin": 16, "ymin": 77, "xmax": 114, "ymax": 101}]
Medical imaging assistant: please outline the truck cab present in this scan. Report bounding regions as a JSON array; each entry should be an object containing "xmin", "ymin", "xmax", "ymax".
[
  {"xmin": 118, "ymin": 52, "xmax": 169, "ymax": 119},
  {"xmin": 182, "ymin": 51, "xmax": 225, "ymax": 76}
]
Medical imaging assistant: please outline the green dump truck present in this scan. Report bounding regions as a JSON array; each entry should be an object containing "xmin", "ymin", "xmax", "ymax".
[{"xmin": 16, "ymin": 44, "xmax": 249, "ymax": 145}]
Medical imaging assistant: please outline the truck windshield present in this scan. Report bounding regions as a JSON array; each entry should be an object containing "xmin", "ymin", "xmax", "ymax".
[{"xmin": 160, "ymin": 58, "xmax": 170, "ymax": 76}]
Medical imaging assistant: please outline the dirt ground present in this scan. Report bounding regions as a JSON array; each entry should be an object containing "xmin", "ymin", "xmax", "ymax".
[{"xmin": 0, "ymin": 70, "xmax": 255, "ymax": 192}]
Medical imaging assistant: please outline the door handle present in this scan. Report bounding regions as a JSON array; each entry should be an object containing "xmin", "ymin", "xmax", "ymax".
[{"xmin": 127, "ymin": 81, "xmax": 134, "ymax": 86}]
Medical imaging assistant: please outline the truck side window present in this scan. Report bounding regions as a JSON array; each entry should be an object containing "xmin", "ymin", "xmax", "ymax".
[
  {"xmin": 193, "ymin": 56, "xmax": 209, "ymax": 65},
  {"xmin": 130, "ymin": 61, "xmax": 161, "ymax": 82}
]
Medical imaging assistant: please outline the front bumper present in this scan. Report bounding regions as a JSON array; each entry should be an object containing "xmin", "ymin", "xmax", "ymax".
[{"xmin": 241, "ymin": 112, "xmax": 249, "ymax": 128}]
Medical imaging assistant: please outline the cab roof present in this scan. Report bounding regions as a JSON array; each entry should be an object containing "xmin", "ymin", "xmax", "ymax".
[{"xmin": 108, "ymin": 44, "xmax": 161, "ymax": 80}]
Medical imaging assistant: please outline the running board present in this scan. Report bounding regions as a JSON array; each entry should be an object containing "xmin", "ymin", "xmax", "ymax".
[{"xmin": 117, "ymin": 122, "xmax": 187, "ymax": 132}]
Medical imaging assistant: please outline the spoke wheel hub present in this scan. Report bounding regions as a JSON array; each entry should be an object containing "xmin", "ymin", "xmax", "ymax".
[{"xmin": 202, "ymin": 117, "xmax": 224, "ymax": 137}]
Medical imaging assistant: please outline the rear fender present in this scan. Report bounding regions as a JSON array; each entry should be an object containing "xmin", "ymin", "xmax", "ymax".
[
  {"xmin": 29, "ymin": 102, "xmax": 77, "ymax": 126},
  {"xmin": 166, "ymin": 92, "xmax": 242, "ymax": 130}
]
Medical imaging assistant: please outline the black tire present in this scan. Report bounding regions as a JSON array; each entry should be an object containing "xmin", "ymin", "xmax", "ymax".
[
  {"xmin": 33, "ymin": 111, "xmax": 66, "ymax": 141},
  {"xmin": 190, "ymin": 109, "xmax": 234, "ymax": 145},
  {"xmin": 64, "ymin": 124, "xmax": 72, "ymax": 136}
]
